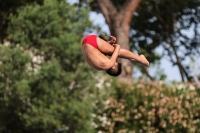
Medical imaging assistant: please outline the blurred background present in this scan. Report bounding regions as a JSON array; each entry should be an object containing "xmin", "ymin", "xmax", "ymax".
[{"xmin": 0, "ymin": 0, "xmax": 200, "ymax": 132}]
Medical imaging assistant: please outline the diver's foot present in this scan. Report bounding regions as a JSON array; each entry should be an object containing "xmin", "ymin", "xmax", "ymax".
[
  {"xmin": 140, "ymin": 55, "xmax": 149, "ymax": 66},
  {"xmin": 130, "ymin": 55, "xmax": 149, "ymax": 66}
]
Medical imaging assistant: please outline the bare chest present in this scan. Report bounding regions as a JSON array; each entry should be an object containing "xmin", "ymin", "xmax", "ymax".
[{"xmin": 82, "ymin": 44, "xmax": 107, "ymax": 70}]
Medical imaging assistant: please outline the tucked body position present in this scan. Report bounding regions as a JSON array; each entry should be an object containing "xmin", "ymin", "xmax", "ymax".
[{"xmin": 82, "ymin": 34, "xmax": 149, "ymax": 76}]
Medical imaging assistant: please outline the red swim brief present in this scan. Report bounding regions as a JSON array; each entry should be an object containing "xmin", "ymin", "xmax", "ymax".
[{"xmin": 82, "ymin": 35, "xmax": 98, "ymax": 48}]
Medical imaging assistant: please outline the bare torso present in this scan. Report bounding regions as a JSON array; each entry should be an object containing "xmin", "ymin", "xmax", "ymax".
[{"xmin": 82, "ymin": 44, "xmax": 109, "ymax": 70}]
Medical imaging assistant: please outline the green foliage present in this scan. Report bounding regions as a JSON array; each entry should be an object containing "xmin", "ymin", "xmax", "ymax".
[
  {"xmin": 0, "ymin": 0, "xmax": 96, "ymax": 132},
  {"xmin": 94, "ymin": 81, "xmax": 200, "ymax": 133},
  {"xmin": 0, "ymin": 0, "xmax": 44, "ymax": 41}
]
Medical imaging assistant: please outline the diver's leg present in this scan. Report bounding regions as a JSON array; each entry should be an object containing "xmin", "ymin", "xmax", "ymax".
[{"xmin": 97, "ymin": 36, "xmax": 149, "ymax": 66}]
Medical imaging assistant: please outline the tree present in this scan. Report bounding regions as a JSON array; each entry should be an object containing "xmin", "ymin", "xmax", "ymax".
[
  {"xmin": 0, "ymin": 0, "xmax": 44, "ymax": 42},
  {"xmin": 0, "ymin": 0, "xmax": 96, "ymax": 132},
  {"xmin": 130, "ymin": 0, "xmax": 200, "ymax": 82}
]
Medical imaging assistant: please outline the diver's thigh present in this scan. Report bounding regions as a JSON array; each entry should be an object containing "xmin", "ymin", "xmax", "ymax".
[{"xmin": 96, "ymin": 37, "xmax": 114, "ymax": 55}]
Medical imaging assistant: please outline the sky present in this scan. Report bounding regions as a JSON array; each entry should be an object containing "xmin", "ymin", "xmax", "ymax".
[{"xmin": 68, "ymin": 0, "xmax": 200, "ymax": 82}]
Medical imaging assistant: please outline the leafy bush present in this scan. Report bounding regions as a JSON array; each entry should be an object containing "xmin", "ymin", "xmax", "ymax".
[
  {"xmin": 0, "ymin": 0, "xmax": 96, "ymax": 133},
  {"xmin": 94, "ymin": 80, "xmax": 200, "ymax": 133}
]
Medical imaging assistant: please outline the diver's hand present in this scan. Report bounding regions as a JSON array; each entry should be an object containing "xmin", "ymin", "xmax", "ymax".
[{"xmin": 107, "ymin": 35, "xmax": 116, "ymax": 45}]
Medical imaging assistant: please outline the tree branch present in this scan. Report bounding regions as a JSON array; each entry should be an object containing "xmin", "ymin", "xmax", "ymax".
[
  {"xmin": 141, "ymin": 66, "xmax": 154, "ymax": 81},
  {"xmin": 120, "ymin": 0, "xmax": 141, "ymax": 24},
  {"xmin": 95, "ymin": 0, "xmax": 117, "ymax": 26}
]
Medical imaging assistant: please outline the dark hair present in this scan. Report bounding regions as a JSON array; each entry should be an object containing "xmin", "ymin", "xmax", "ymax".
[{"xmin": 106, "ymin": 63, "xmax": 122, "ymax": 77}]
